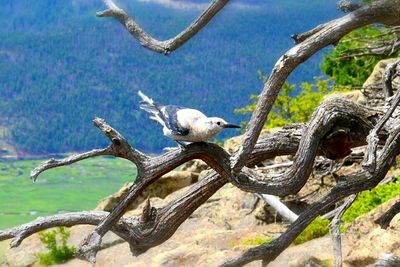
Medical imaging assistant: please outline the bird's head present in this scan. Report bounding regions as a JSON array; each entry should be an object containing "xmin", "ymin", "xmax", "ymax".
[{"xmin": 204, "ymin": 117, "xmax": 241, "ymax": 135}]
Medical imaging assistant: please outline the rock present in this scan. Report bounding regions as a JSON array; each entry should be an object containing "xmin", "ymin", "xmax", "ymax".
[
  {"xmin": 96, "ymin": 170, "xmax": 198, "ymax": 211},
  {"xmin": 362, "ymin": 58, "xmax": 400, "ymax": 107},
  {"xmin": 3, "ymin": 183, "xmax": 285, "ymax": 267},
  {"xmin": 180, "ymin": 159, "xmax": 209, "ymax": 174},
  {"xmin": 223, "ymin": 134, "xmax": 243, "ymax": 154},
  {"xmin": 363, "ymin": 58, "xmax": 399, "ymax": 89},
  {"xmin": 344, "ymin": 196, "xmax": 400, "ymax": 267},
  {"xmin": 268, "ymin": 236, "xmax": 336, "ymax": 267},
  {"xmin": 223, "ymin": 128, "xmax": 280, "ymax": 154}
]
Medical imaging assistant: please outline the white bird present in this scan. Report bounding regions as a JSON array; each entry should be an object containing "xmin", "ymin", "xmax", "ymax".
[{"xmin": 138, "ymin": 91, "xmax": 240, "ymax": 147}]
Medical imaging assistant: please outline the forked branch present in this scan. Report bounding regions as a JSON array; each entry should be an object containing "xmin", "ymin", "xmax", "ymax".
[{"xmin": 97, "ymin": 0, "xmax": 230, "ymax": 54}]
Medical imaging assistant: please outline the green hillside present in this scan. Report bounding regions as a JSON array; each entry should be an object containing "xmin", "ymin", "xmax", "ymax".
[
  {"xmin": 0, "ymin": 0, "xmax": 340, "ymax": 154},
  {"xmin": 0, "ymin": 157, "xmax": 136, "ymax": 230}
]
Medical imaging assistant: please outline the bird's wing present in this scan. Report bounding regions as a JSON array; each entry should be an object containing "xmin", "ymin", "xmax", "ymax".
[
  {"xmin": 162, "ymin": 105, "xmax": 190, "ymax": 136},
  {"xmin": 176, "ymin": 108, "xmax": 207, "ymax": 132}
]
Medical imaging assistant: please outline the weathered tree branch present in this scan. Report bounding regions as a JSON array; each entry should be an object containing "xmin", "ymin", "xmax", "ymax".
[
  {"xmin": 97, "ymin": 0, "xmax": 230, "ymax": 54},
  {"xmin": 3, "ymin": 1, "xmax": 400, "ymax": 266},
  {"xmin": 232, "ymin": 0, "xmax": 400, "ymax": 172},
  {"xmin": 330, "ymin": 194, "xmax": 358, "ymax": 267},
  {"xmin": 363, "ymin": 58, "xmax": 400, "ymax": 173},
  {"xmin": 221, "ymin": 122, "xmax": 400, "ymax": 267},
  {"xmin": 375, "ymin": 200, "xmax": 400, "ymax": 229},
  {"xmin": 229, "ymin": 97, "xmax": 378, "ymax": 196}
]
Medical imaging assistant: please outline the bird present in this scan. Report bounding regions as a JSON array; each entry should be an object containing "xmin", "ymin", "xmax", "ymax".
[{"xmin": 138, "ymin": 91, "xmax": 240, "ymax": 147}]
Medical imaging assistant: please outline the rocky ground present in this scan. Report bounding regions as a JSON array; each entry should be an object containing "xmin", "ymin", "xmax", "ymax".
[{"xmin": 2, "ymin": 151, "xmax": 400, "ymax": 267}]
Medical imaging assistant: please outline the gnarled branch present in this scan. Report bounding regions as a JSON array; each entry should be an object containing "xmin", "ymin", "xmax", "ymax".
[{"xmin": 97, "ymin": 0, "xmax": 230, "ymax": 54}]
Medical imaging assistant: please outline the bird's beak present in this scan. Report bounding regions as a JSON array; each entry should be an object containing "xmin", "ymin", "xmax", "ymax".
[{"xmin": 223, "ymin": 123, "xmax": 241, "ymax": 129}]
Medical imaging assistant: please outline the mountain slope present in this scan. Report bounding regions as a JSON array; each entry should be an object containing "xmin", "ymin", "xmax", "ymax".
[{"xmin": 0, "ymin": 0, "xmax": 340, "ymax": 153}]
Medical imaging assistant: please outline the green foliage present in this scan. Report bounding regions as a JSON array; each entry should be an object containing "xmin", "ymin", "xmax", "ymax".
[
  {"xmin": 320, "ymin": 259, "xmax": 334, "ymax": 267},
  {"xmin": 321, "ymin": 25, "xmax": 399, "ymax": 86},
  {"xmin": 36, "ymin": 227, "xmax": 76, "ymax": 265},
  {"xmin": 293, "ymin": 217, "xmax": 330, "ymax": 245},
  {"xmin": 229, "ymin": 236, "xmax": 273, "ymax": 247},
  {"xmin": 235, "ymin": 76, "xmax": 340, "ymax": 128},
  {"xmin": 342, "ymin": 179, "xmax": 400, "ymax": 223}
]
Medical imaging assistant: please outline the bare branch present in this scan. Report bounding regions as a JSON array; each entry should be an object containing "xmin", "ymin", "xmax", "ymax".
[
  {"xmin": 330, "ymin": 194, "xmax": 358, "ymax": 267},
  {"xmin": 97, "ymin": 0, "xmax": 230, "ymax": 54},
  {"xmin": 221, "ymin": 123, "xmax": 400, "ymax": 267},
  {"xmin": 232, "ymin": 0, "xmax": 400, "ymax": 172},
  {"xmin": 229, "ymin": 97, "xmax": 378, "ymax": 196},
  {"xmin": 31, "ymin": 118, "xmax": 148, "ymax": 182},
  {"xmin": 384, "ymin": 58, "xmax": 400, "ymax": 98},
  {"xmin": 363, "ymin": 58, "xmax": 400, "ymax": 172},
  {"xmin": 30, "ymin": 148, "xmax": 112, "ymax": 182},
  {"xmin": 77, "ymin": 142, "xmax": 232, "ymax": 262},
  {"xmin": 375, "ymin": 200, "xmax": 400, "ymax": 229},
  {"xmin": 0, "ymin": 211, "xmax": 137, "ymax": 248}
]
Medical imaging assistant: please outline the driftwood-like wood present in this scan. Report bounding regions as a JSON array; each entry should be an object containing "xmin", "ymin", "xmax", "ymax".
[
  {"xmin": 330, "ymin": 194, "xmax": 358, "ymax": 267},
  {"xmin": 97, "ymin": 0, "xmax": 230, "ymax": 54},
  {"xmin": 2, "ymin": 0, "xmax": 400, "ymax": 266}
]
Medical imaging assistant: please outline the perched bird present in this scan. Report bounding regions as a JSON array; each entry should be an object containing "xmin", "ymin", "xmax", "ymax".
[{"xmin": 138, "ymin": 91, "xmax": 240, "ymax": 147}]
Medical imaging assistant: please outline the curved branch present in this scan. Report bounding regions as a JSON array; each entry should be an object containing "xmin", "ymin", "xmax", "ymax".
[
  {"xmin": 221, "ymin": 124, "xmax": 400, "ymax": 267},
  {"xmin": 0, "ymin": 211, "xmax": 137, "ymax": 248},
  {"xmin": 97, "ymin": 0, "xmax": 230, "ymax": 54},
  {"xmin": 230, "ymin": 97, "xmax": 378, "ymax": 196},
  {"xmin": 30, "ymin": 148, "xmax": 112, "ymax": 182},
  {"xmin": 31, "ymin": 117, "xmax": 148, "ymax": 182},
  {"xmin": 232, "ymin": 0, "xmax": 400, "ymax": 172}
]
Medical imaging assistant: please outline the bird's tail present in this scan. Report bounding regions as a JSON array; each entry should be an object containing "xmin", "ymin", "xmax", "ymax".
[{"xmin": 138, "ymin": 91, "xmax": 166, "ymax": 127}]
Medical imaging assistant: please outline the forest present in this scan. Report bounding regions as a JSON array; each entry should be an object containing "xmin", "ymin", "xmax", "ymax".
[{"xmin": 0, "ymin": 0, "xmax": 340, "ymax": 154}]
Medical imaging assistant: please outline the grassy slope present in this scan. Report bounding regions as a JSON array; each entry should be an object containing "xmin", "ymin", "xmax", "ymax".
[{"xmin": 0, "ymin": 157, "xmax": 137, "ymax": 230}]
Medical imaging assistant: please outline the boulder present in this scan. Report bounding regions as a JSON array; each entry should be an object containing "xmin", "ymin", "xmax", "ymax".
[
  {"xmin": 180, "ymin": 159, "xmax": 209, "ymax": 174},
  {"xmin": 96, "ymin": 170, "xmax": 198, "ymax": 211},
  {"xmin": 344, "ymin": 196, "xmax": 400, "ymax": 266},
  {"xmin": 362, "ymin": 58, "xmax": 400, "ymax": 107}
]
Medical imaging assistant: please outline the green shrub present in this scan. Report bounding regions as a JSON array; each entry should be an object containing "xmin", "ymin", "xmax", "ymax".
[
  {"xmin": 235, "ymin": 75, "xmax": 343, "ymax": 128},
  {"xmin": 293, "ymin": 217, "xmax": 330, "ymax": 245},
  {"xmin": 36, "ymin": 227, "xmax": 76, "ymax": 265},
  {"xmin": 321, "ymin": 25, "xmax": 399, "ymax": 87},
  {"xmin": 343, "ymin": 179, "xmax": 400, "ymax": 223}
]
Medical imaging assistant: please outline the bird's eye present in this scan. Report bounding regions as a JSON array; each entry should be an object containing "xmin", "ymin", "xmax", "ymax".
[{"xmin": 217, "ymin": 121, "xmax": 221, "ymax": 126}]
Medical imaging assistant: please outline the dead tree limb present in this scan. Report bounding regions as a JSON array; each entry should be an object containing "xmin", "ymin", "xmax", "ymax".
[
  {"xmin": 363, "ymin": 59, "xmax": 400, "ymax": 173},
  {"xmin": 375, "ymin": 200, "xmax": 400, "ymax": 229},
  {"xmin": 330, "ymin": 194, "xmax": 358, "ymax": 267},
  {"xmin": 232, "ymin": 0, "xmax": 400, "ymax": 172},
  {"xmin": 2, "ymin": 0, "xmax": 400, "ymax": 266},
  {"xmin": 97, "ymin": 0, "xmax": 230, "ymax": 54},
  {"xmin": 221, "ymin": 122, "xmax": 400, "ymax": 267}
]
